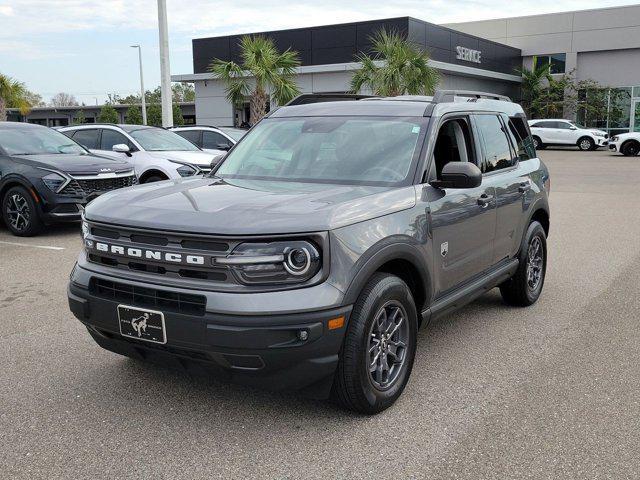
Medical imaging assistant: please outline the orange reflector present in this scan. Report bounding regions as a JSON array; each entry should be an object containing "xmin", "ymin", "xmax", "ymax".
[
  {"xmin": 328, "ymin": 316, "xmax": 345, "ymax": 330},
  {"xmin": 30, "ymin": 188, "xmax": 40, "ymax": 203}
]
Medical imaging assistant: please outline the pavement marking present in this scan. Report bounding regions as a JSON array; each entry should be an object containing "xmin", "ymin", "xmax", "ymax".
[{"xmin": 0, "ymin": 240, "xmax": 65, "ymax": 251}]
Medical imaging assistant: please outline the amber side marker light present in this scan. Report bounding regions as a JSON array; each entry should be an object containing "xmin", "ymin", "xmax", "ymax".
[{"xmin": 328, "ymin": 316, "xmax": 345, "ymax": 330}]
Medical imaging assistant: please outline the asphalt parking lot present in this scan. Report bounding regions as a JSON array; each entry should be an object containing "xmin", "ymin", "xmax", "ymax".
[{"xmin": 1, "ymin": 148, "xmax": 639, "ymax": 479}]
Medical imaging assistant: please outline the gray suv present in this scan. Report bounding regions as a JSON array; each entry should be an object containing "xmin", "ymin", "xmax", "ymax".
[{"xmin": 68, "ymin": 90, "xmax": 550, "ymax": 414}]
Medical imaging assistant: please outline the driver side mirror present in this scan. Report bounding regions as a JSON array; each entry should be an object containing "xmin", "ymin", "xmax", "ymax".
[
  {"xmin": 112, "ymin": 144, "xmax": 131, "ymax": 156},
  {"xmin": 569, "ymin": 126, "xmax": 578, "ymax": 130},
  {"xmin": 431, "ymin": 162, "xmax": 482, "ymax": 189}
]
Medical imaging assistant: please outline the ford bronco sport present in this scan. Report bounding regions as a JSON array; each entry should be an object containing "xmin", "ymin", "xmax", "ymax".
[{"xmin": 68, "ymin": 90, "xmax": 551, "ymax": 414}]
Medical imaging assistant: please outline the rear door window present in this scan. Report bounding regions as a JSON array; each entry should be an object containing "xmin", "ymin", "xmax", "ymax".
[
  {"xmin": 473, "ymin": 114, "xmax": 514, "ymax": 173},
  {"xmin": 70, "ymin": 129, "xmax": 100, "ymax": 149}
]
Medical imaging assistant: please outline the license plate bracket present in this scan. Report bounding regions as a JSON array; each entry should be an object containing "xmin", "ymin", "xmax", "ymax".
[{"xmin": 117, "ymin": 305, "xmax": 166, "ymax": 344}]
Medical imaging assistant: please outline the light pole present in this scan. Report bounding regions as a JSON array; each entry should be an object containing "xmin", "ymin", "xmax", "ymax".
[
  {"xmin": 130, "ymin": 44, "xmax": 147, "ymax": 125},
  {"xmin": 157, "ymin": 0, "xmax": 173, "ymax": 127}
]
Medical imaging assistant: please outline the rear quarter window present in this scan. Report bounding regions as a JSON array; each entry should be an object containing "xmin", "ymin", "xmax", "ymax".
[{"xmin": 508, "ymin": 116, "xmax": 536, "ymax": 160}]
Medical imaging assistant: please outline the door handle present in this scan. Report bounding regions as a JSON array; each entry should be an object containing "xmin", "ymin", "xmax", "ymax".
[
  {"xmin": 518, "ymin": 181, "xmax": 531, "ymax": 193},
  {"xmin": 477, "ymin": 193, "xmax": 493, "ymax": 208}
]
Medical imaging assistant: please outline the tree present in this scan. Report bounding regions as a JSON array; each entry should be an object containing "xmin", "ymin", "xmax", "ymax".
[
  {"xmin": 98, "ymin": 104, "xmax": 119, "ymax": 123},
  {"xmin": 350, "ymin": 30, "xmax": 440, "ymax": 97},
  {"xmin": 50, "ymin": 92, "xmax": 79, "ymax": 107},
  {"xmin": 0, "ymin": 73, "xmax": 31, "ymax": 121},
  {"xmin": 124, "ymin": 105, "xmax": 143, "ymax": 124},
  {"xmin": 146, "ymin": 103, "xmax": 162, "ymax": 126},
  {"xmin": 517, "ymin": 62, "xmax": 553, "ymax": 118},
  {"xmin": 24, "ymin": 90, "xmax": 45, "ymax": 107},
  {"xmin": 73, "ymin": 109, "xmax": 87, "ymax": 125},
  {"xmin": 210, "ymin": 35, "xmax": 301, "ymax": 125},
  {"xmin": 172, "ymin": 103, "xmax": 184, "ymax": 126},
  {"xmin": 172, "ymin": 83, "xmax": 195, "ymax": 102}
]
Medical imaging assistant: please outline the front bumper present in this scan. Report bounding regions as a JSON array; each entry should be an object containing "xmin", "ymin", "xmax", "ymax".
[
  {"xmin": 609, "ymin": 142, "xmax": 621, "ymax": 153},
  {"xmin": 68, "ymin": 266, "xmax": 351, "ymax": 398},
  {"xmin": 595, "ymin": 137, "xmax": 609, "ymax": 147}
]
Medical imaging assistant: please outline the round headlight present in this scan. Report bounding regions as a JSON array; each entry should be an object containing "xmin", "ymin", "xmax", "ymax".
[{"xmin": 284, "ymin": 247, "xmax": 311, "ymax": 276}]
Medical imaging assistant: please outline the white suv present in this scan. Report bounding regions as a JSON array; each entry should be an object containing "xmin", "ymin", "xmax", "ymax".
[
  {"xmin": 528, "ymin": 119, "xmax": 608, "ymax": 151},
  {"xmin": 59, "ymin": 124, "xmax": 217, "ymax": 183},
  {"xmin": 170, "ymin": 125, "xmax": 246, "ymax": 155}
]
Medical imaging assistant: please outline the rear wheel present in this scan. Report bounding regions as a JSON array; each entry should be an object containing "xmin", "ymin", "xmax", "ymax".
[
  {"xmin": 2, "ymin": 186, "xmax": 43, "ymax": 237},
  {"xmin": 332, "ymin": 273, "xmax": 418, "ymax": 414},
  {"xmin": 500, "ymin": 221, "xmax": 547, "ymax": 307},
  {"xmin": 578, "ymin": 137, "xmax": 595, "ymax": 151},
  {"xmin": 621, "ymin": 140, "xmax": 640, "ymax": 156},
  {"xmin": 532, "ymin": 136, "xmax": 545, "ymax": 150}
]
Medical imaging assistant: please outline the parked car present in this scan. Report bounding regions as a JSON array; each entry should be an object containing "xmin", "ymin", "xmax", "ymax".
[
  {"xmin": 59, "ymin": 124, "xmax": 217, "ymax": 182},
  {"xmin": 528, "ymin": 119, "xmax": 608, "ymax": 151},
  {"xmin": 68, "ymin": 90, "xmax": 550, "ymax": 414},
  {"xmin": 0, "ymin": 122, "xmax": 136, "ymax": 236},
  {"xmin": 608, "ymin": 132, "xmax": 640, "ymax": 156},
  {"xmin": 171, "ymin": 125, "xmax": 247, "ymax": 155}
]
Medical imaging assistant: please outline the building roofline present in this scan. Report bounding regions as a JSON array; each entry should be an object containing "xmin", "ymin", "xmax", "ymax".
[{"xmin": 445, "ymin": 4, "xmax": 640, "ymax": 25}]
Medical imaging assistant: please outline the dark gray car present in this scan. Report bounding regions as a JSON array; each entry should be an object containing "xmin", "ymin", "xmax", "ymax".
[{"xmin": 68, "ymin": 91, "xmax": 550, "ymax": 414}]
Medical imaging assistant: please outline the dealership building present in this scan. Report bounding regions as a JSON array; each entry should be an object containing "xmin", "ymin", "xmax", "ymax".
[{"xmin": 174, "ymin": 5, "xmax": 640, "ymax": 135}]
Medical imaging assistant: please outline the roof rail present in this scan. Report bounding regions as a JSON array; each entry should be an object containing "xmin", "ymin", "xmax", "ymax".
[
  {"xmin": 432, "ymin": 90, "xmax": 511, "ymax": 103},
  {"xmin": 423, "ymin": 89, "xmax": 512, "ymax": 116},
  {"xmin": 285, "ymin": 93, "xmax": 375, "ymax": 106}
]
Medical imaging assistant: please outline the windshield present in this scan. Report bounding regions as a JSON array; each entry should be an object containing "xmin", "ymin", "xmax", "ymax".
[
  {"xmin": 0, "ymin": 127, "xmax": 87, "ymax": 156},
  {"xmin": 219, "ymin": 127, "xmax": 247, "ymax": 142},
  {"xmin": 215, "ymin": 117, "xmax": 425, "ymax": 186},
  {"xmin": 129, "ymin": 128, "xmax": 200, "ymax": 152}
]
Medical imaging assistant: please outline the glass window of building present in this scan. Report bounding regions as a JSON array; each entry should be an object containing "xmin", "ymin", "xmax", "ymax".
[{"xmin": 534, "ymin": 54, "xmax": 566, "ymax": 74}]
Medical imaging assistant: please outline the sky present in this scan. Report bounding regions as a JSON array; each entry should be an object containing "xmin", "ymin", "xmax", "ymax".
[{"xmin": 0, "ymin": 0, "xmax": 637, "ymax": 104}]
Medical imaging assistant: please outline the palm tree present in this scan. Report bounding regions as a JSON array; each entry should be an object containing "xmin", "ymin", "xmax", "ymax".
[
  {"xmin": 350, "ymin": 30, "xmax": 440, "ymax": 97},
  {"xmin": 209, "ymin": 36, "xmax": 301, "ymax": 125},
  {"xmin": 0, "ymin": 74, "xmax": 32, "ymax": 121},
  {"xmin": 517, "ymin": 62, "xmax": 553, "ymax": 118}
]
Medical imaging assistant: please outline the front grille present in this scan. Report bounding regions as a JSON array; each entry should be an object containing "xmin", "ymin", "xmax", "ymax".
[
  {"xmin": 90, "ymin": 278, "xmax": 206, "ymax": 316},
  {"xmin": 85, "ymin": 222, "xmax": 239, "ymax": 285},
  {"xmin": 60, "ymin": 174, "xmax": 137, "ymax": 197}
]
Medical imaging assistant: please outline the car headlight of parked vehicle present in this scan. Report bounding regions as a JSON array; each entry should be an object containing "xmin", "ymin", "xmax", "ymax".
[
  {"xmin": 176, "ymin": 164, "xmax": 199, "ymax": 177},
  {"xmin": 41, "ymin": 171, "xmax": 68, "ymax": 193},
  {"xmin": 592, "ymin": 131, "xmax": 606, "ymax": 137},
  {"xmin": 611, "ymin": 136, "xmax": 618, "ymax": 142},
  {"xmin": 216, "ymin": 240, "xmax": 321, "ymax": 285}
]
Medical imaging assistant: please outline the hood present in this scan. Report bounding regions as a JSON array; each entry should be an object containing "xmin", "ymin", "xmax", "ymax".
[
  {"xmin": 146, "ymin": 150, "xmax": 215, "ymax": 166},
  {"xmin": 13, "ymin": 153, "xmax": 132, "ymax": 176},
  {"xmin": 85, "ymin": 177, "xmax": 416, "ymax": 235}
]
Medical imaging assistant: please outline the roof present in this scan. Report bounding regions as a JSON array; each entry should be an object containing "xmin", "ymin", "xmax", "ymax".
[{"xmin": 269, "ymin": 93, "xmax": 525, "ymax": 118}]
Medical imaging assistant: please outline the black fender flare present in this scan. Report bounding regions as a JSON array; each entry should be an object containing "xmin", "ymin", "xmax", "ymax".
[
  {"xmin": 0, "ymin": 173, "xmax": 39, "ymax": 198},
  {"xmin": 342, "ymin": 238, "xmax": 432, "ymax": 308}
]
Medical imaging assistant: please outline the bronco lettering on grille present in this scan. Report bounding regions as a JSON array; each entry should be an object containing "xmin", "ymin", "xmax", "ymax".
[{"xmin": 94, "ymin": 242, "xmax": 205, "ymax": 265}]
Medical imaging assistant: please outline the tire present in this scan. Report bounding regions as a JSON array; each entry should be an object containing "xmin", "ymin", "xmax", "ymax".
[
  {"xmin": 621, "ymin": 140, "xmax": 640, "ymax": 157},
  {"xmin": 577, "ymin": 137, "xmax": 595, "ymax": 151},
  {"xmin": 141, "ymin": 175, "xmax": 167, "ymax": 184},
  {"xmin": 532, "ymin": 136, "xmax": 545, "ymax": 150},
  {"xmin": 500, "ymin": 221, "xmax": 547, "ymax": 307},
  {"xmin": 1, "ymin": 186, "xmax": 43, "ymax": 237},
  {"xmin": 332, "ymin": 273, "xmax": 418, "ymax": 414}
]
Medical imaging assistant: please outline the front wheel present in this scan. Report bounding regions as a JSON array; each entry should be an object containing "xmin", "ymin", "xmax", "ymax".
[
  {"xmin": 332, "ymin": 273, "xmax": 418, "ymax": 414},
  {"xmin": 500, "ymin": 221, "xmax": 547, "ymax": 307},
  {"xmin": 578, "ymin": 137, "xmax": 595, "ymax": 151},
  {"xmin": 2, "ymin": 186, "xmax": 43, "ymax": 237},
  {"xmin": 621, "ymin": 141, "xmax": 640, "ymax": 156}
]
